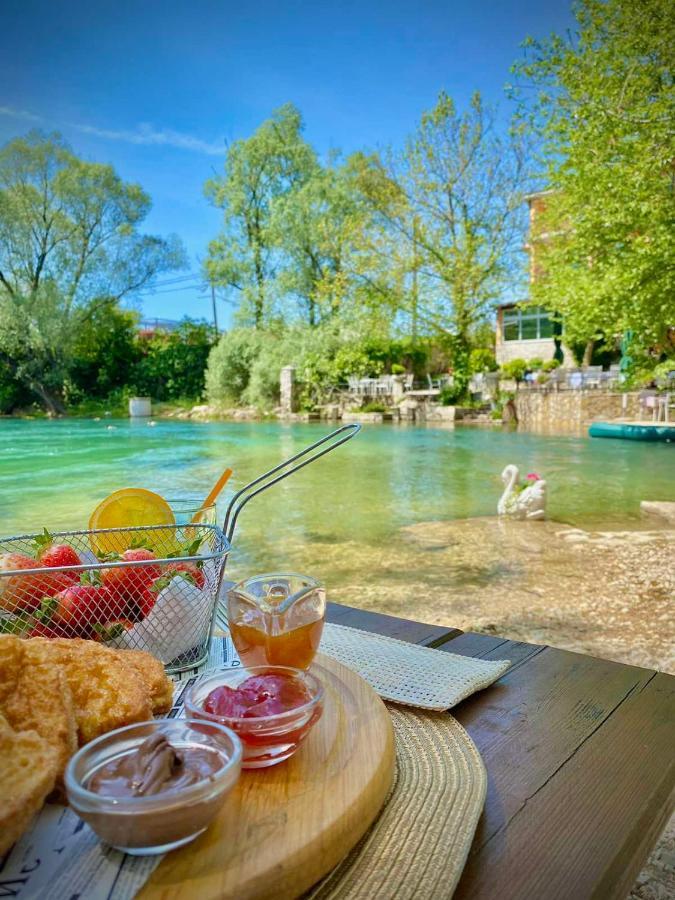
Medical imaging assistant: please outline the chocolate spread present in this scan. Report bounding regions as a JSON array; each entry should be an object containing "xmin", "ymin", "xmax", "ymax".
[{"xmin": 88, "ymin": 733, "xmax": 222, "ymax": 798}]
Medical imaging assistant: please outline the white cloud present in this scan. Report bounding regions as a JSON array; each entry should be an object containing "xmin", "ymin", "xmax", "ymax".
[
  {"xmin": 0, "ymin": 105, "xmax": 43, "ymax": 122},
  {"xmin": 0, "ymin": 105, "xmax": 224, "ymax": 156}
]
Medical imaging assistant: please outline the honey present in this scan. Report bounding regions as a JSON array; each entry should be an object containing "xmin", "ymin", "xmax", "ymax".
[{"xmin": 229, "ymin": 618, "xmax": 323, "ymax": 670}]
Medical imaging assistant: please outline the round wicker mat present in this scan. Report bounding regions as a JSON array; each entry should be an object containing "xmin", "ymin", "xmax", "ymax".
[{"xmin": 306, "ymin": 705, "xmax": 486, "ymax": 899}]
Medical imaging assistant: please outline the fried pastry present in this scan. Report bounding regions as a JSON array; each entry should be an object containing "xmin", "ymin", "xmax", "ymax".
[
  {"xmin": 0, "ymin": 636, "xmax": 77, "ymax": 784},
  {"xmin": 118, "ymin": 648, "xmax": 174, "ymax": 714},
  {"xmin": 24, "ymin": 638, "xmax": 153, "ymax": 745},
  {"xmin": 0, "ymin": 713, "xmax": 58, "ymax": 855}
]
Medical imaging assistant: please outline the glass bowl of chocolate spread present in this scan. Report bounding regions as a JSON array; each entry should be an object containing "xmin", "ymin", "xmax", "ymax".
[{"xmin": 65, "ymin": 719, "xmax": 242, "ymax": 854}]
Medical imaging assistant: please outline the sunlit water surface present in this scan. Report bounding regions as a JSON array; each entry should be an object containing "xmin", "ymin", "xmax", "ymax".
[{"xmin": 1, "ymin": 419, "xmax": 673, "ymax": 587}]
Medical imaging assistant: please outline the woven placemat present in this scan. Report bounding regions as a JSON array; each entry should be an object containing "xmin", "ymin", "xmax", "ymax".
[
  {"xmin": 306, "ymin": 704, "xmax": 486, "ymax": 899},
  {"xmin": 320, "ymin": 622, "xmax": 509, "ymax": 710}
]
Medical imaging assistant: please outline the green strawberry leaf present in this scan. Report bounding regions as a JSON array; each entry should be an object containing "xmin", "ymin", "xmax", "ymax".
[
  {"xmin": 33, "ymin": 527, "xmax": 53, "ymax": 553},
  {"xmin": 36, "ymin": 596, "xmax": 59, "ymax": 623},
  {"xmin": 80, "ymin": 569, "xmax": 102, "ymax": 585},
  {"xmin": 93, "ymin": 621, "xmax": 129, "ymax": 641}
]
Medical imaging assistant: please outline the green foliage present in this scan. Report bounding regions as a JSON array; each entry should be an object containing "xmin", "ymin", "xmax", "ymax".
[
  {"xmin": 500, "ymin": 358, "xmax": 529, "ymax": 382},
  {"xmin": 134, "ymin": 321, "xmax": 214, "ymax": 402},
  {"xmin": 513, "ymin": 0, "xmax": 675, "ymax": 354},
  {"xmin": 358, "ymin": 402, "xmax": 387, "ymax": 413},
  {"xmin": 542, "ymin": 359, "xmax": 561, "ymax": 372},
  {"xmin": 391, "ymin": 363, "xmax": 406, "ymax": 375},
  {"xmin": 204, "ymin": 105, "xmax": 318, "ymax": 327},
  {"xmin": 69, "ymin": 304, "xmax": 140, "ymax": 400},
  {"xmin": 527, "ymin": 357, "xmax": 544, "ymax": 371},
  {"xmin": 350, "ymin": 92, "xmax": 531, "ymax": 342},
  {"xmin": 468, "ymin": 348, "xmax": 498, "ymax": 374},
  {"xmin": 0, "ymin": 131, "xmax": 185, "ymax": 412}
]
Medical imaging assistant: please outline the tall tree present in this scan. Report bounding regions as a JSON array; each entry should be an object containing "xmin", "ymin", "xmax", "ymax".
[
  {"xmin": 204, "ymin": 104, "xmax": 317, "ymax": 327},
  {"xmin": 0, "ymin": 131, "xmax": 185, "ymax": 412},
  {"xmin": 270, "ymin": 161, "xmax": 369, "ymax": 325},
  {"xmin": 513, "ymin": 0, "xmax": 675, "ymax": 361},
  {"xmin": 351, "ymin": 93, "xmax": 531, "ymax": 346}
]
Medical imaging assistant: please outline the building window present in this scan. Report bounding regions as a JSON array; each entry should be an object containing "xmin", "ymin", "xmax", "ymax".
[{"xmin": 502, "ymin": 306, "xmax": 556, "ymax": 341}]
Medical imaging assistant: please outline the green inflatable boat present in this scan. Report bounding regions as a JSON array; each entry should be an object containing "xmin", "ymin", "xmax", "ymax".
[{"xmin": 589, "ymin": 422, "xmax": 675, "ymax": 442}]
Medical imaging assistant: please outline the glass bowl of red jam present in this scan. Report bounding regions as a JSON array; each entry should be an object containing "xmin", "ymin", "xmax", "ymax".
[
  {"xmin": 184, "ymin": 666, "xmax": 324, "ymax": 769},
  {"xmin": 64, "ymin": 719, "xmax": 242, "ymax": 855}
]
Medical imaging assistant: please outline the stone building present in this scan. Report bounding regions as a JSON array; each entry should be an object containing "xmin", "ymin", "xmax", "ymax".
[{"xmin": 495, "ymin": 190, "xmax": 574, "ymax": 366}]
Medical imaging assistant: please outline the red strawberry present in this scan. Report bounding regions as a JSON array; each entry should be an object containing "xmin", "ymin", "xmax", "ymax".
[
  {"xmin": 101, "ymin": 548, "xmax": 161, "ymax": 602},
  {"xmin": 44, "ymin": 584, "xmax": 116, "ymax": 636},
  {"xmin": 34, "ymin": 528, "xmax": 81, "ymax": 571},
  {"xmin": 160, "ymin": 561, "xmax": 205, "ymax": 590},
  {"xmin": 138, "ymin": 586, "xmax": 158, "ymax": 619},
  {"xmin": 0, "ymin": 552, "xmax": 43, "ymax": 614},
  {"xmin": 28, "ymin": 621, "xmax": 72, "ymax": 639}
]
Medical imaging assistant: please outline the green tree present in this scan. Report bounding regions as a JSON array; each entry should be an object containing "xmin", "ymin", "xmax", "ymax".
[
  {"xmin": 69, "ymin": 304, "xmax": 140, "ymax": 399},
  {"xmin": 204, "ymin": 105, "xmax": 317, "ymax": 327},
  {"xmin": 134, "ymin": 320, "xmax": 214, "ymax": 401},
  {"xmin": 271, "ymin": 162, "xmax": 369, "ymax": 325},
  {"xmin": 0, "ymin": 131, "xmax": 185, "ymax": 412},
  {"xmin": 513, "ymin": 0, "xmax": 675, "ymax": 361},
  {"xmin": 351, "ymin": 93, "xmax": 531, "ymax": 346}
]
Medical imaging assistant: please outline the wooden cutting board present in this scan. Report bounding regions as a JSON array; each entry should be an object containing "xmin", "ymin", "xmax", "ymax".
[{"xmin": 140, "ymin": 653, "xmax": 395, "ymax": 900}]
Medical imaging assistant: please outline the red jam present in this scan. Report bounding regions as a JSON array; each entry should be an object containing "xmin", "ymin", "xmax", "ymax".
[{"xmin": 204, "ymin": 674, "xmax": 312, "ymax": 719}]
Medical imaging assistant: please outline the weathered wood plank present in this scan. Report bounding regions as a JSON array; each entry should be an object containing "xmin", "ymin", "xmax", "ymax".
[
  {"xmin": 326, "ymin": 601, "xmax": 459, "ymax": 646},
  {"xmin": 452, "ymin": 649, "xmax": 670, "ymax": 900}
]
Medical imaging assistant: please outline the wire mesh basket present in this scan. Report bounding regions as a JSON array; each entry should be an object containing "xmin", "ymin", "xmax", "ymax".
[{"xmin": 0, "ymin": 424, "xmax": 359, "ymax": 672}]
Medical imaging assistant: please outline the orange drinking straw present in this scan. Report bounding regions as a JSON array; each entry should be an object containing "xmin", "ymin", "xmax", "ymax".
[{"xmin": 191, "ymin": 467, "xmax": 233, "ymax": 522}]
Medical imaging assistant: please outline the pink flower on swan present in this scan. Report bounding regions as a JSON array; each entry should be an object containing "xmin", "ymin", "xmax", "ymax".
[{"xmin": 526, "ymin": 472, "xmax": 541, "ymax": 481}]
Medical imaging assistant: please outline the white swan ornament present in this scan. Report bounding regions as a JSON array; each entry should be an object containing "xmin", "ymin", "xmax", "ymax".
[{"xmin": 498, "ymin": 465, "xmax": 547, "ymax": 520}]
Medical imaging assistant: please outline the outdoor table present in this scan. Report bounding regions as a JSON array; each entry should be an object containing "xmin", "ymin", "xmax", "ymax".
[{"xmin": 326, "ymin": 601, "xmax": 675, "ymax": 900}]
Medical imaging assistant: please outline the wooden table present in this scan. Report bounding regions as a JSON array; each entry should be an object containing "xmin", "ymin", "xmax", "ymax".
[{"xmin": 327, "ymin": 602, "xmax": 675, "ymax": 900}]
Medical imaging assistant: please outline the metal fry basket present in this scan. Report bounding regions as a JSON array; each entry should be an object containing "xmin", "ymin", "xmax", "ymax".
[{"xmin": 0, "ymin": 424, "xmax": 360, "ymax": 672}]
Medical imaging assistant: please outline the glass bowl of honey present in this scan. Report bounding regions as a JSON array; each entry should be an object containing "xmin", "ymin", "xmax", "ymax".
[{"xmin": 227, "ymin": 573, "xmax": 326, "ymax": 670}]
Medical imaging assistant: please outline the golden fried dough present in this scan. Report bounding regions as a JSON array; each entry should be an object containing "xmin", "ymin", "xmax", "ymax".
[
  {"xmin": 0, "ymin": 634, "xmax": 23, "ymax": 705},
  {"xmin": 25, "ymin": 638, "xmax": 153, "ymax": 745},
  {"xmin": 118, "ymin": 648, "xmax": 174, "ymax": 714},
  {"xmin": 0, "ymin": 713, "xmax": 58, "ymax": 855}
]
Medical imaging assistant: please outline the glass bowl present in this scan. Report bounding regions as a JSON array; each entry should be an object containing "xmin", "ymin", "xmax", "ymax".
[
  {"xmin": 65, "ymin": 719, "xmax": 242, "ymax": 855},
  {"xmin": 184, "ymin": 666, "xmax": 324, "ymax": 769}
]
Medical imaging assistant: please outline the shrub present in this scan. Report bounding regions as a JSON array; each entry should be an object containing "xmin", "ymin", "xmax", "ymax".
[
  {"xmin": 134, "ymin": 320, "xmax": 214, "ymax": 402},
  {"xmin": 500, "ymin": 358, "xmax": 528, "ymax": 382},
  {"xmin": 469, "ymin": 348, "xmax": 498, "ymax": 374},
  {"xmin": 542, "ymin": 359, "xmax": 561, "ymax": 372},
  {"xmin": 359, "ymin": 402, "xmax": 387, "ymax": 413},
  {"xmin": 391, "ymin": 363, "xmax": 406, "ymax": 375},
  {"xmin": 527, "ymin": 357, "xmax": 544, "ymax": 372},
  {"xmin": 69, "ymin": 304, "xmax": 140, "ymax": 400},
  {"xmin": 206, "ymin": 328, "xmax": 263, "ymax": 406}
]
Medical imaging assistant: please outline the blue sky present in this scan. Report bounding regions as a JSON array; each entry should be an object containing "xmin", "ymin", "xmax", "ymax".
[{"xmin": 0, "ymin": 0, "xmax": 574, "ymax": 328}]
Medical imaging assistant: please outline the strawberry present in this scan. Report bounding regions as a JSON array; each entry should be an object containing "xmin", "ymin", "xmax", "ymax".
[
  {"xmin": 92, "ymin": 619, "xmax": 133, "ymax": 642},
  {"xmin": 100, "ymin": 548, "xmax": 161, "ymax": 602},
  {"xmin": 28, "ymin": 621, "xmax": 72, "ymax": 639},
  {"xmin": 42, "ymin": 584, "xmax": 116, "ymax": 636},
  {"xmin": 159, "ymin": 561, "xmax": 205, "ymax": 590},
  {"xmin": 0, "ymin": 552, "xmax": 44, "ymax": 614},
  {"xmin": 138, "ymin": 586, "xmax": 159, "ymax": 619},
  {"xmin": 34, "ymin": 528, "xmax": 81, "ymax": 571}
]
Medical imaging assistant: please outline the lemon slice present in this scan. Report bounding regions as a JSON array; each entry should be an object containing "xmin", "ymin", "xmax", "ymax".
[{"xmin": 89, "ymin": 488, "xmax": 176, "ymax": 555}]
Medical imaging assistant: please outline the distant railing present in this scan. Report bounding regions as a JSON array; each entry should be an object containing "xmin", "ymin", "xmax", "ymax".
[{"xmin": 138, "ymin": 317, "xmax": 181, "ymax": 332}]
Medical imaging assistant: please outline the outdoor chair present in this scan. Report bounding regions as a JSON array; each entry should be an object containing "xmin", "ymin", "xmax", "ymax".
[
  {"xmin": 403, "ymin": 374, "xmax": 414, "ymax": 391},
  {"xmin": 566, "ymin": 368, "xmax": 583, "ymax": 389},
  {"xmin": 582, "ymin": 365, "xmax": 603, "ymax": 388},
  {"xmin": 638, "ymin": 390, "xmax": 659, "ymax": 421}
]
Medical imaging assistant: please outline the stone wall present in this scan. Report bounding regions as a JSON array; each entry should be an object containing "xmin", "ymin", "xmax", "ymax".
[{"xmin": 515, "ymin": 390, "xmax": 640, "ymax": 431}]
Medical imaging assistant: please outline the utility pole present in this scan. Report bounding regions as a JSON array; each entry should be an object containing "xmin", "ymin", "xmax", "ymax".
[{"xmin": 211, "ymin": 284, "xmax": 219, "ymax": 338}]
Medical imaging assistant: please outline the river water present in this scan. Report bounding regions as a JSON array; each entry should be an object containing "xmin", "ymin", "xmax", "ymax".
[{"xmin": 1, "ymin": 418, "xmax": 672, "ymax": 585}]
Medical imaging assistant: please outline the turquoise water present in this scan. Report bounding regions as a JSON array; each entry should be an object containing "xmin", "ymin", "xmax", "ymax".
[{"xmin": 0, "ymin": 419, "xmax": 673, "ymax": 581}]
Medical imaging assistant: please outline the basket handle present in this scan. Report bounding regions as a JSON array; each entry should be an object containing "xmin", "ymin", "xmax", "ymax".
[{"xmin": 222, "ymin": 423, "xmax": 361, "ymax": 543}]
